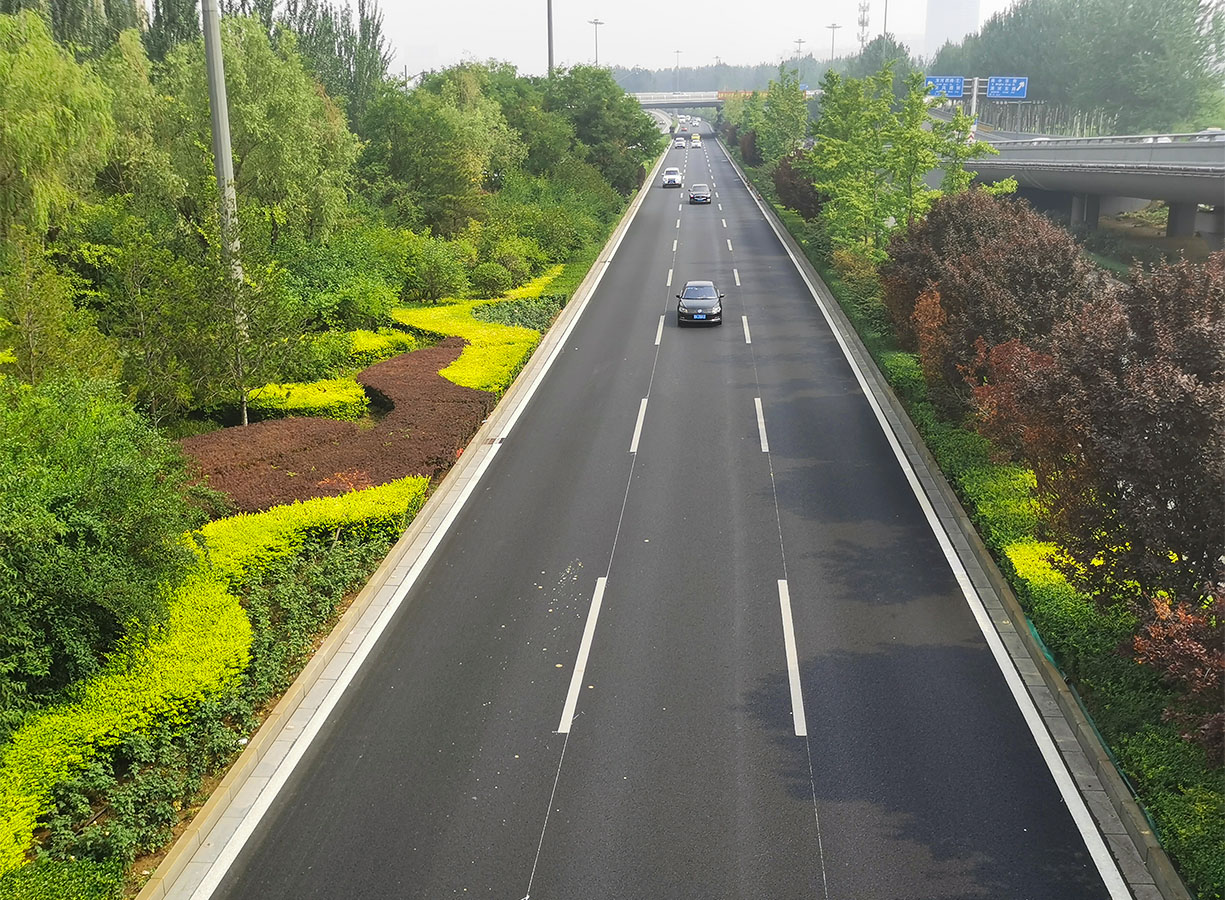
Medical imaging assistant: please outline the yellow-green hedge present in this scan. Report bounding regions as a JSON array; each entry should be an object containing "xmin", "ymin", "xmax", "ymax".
[
  {"xmin": 248, "ymin": 378, "xmax": 369, "ymax": 421},
  {"xmin": 348, "ymin": 329, "xmax": 421, "ymax": 369},
  {"xmin": 0, "ymin": 476, "xmax": 430, "ymax": 875},
  {"xmin": 390, "ymin": 267, "xmax": 564, "ymax": 394}
]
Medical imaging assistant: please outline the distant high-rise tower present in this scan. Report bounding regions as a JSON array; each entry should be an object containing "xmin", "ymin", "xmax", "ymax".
[{"xmin": 925, "ymin": 0, "xmax": 980, "ymax": 57}]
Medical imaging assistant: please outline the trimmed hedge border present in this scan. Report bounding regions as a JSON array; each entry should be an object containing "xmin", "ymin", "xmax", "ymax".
[
  {"xmin": 392, "ymin": 266, "xmax": 565, "ymax": 395},
  {"xmin": 0, "ymin": 477, "xmax": 429, "ymax": 882}
]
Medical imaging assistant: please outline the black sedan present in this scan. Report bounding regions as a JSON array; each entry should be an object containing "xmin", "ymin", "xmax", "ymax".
[
  {"xmin": 688, "ymin": 183, "xmax": 711, "ymax": 204},
  {"xmin": 676, "ymin": 280, "xmax": 723, "ymax": 326}
]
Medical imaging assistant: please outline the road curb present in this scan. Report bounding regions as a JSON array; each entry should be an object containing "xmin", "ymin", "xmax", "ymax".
[
  {"xmin": 717, "ymin": 138, "xmax": 1191, "ymax": 900},
  {"xmin": 137, "ymin": 143, "xmax": 673, "ymax": 900}
]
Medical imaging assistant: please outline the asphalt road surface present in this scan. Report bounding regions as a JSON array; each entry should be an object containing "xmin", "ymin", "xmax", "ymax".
[{"xmin": 213, "ymin": 124, "xmax": 1115, "ymax": 900}]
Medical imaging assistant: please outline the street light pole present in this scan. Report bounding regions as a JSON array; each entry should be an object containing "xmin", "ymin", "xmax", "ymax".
[
  {"xmin": 588, "ymin": 17, "xmax": 604, "ymax": 65},
  {"xmin": 674, "ymin": 49, "xmax": 681, "ymax": 92},
  {"xmin": 547, "ymin": 0, "xmax": 554, "ymax": 76},
  {"xmin": 826, "ymin": 23, "xmax": 842, "ymax": 62},
  {"xmin": 201, "ymin": 0, "xmax": 250, "ymax": 424},
  {"xmin": 882, "ymin": 0, "xmax": 889, "ymax": 37}
]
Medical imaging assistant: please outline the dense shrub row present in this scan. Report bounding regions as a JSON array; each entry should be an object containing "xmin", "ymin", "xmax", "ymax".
[
  {"xmin": 726, "ymin": 136, "xmax": 1225, "ymax": 897},
  {"xmin": 0, "ymin": 477, "xmax": 429, "ymax": 886},
  {"xmin": 247, "ymin": 378, "xmax": 370, "ymax": 422}
]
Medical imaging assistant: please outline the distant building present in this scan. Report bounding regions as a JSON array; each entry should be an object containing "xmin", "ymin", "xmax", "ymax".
[{"xmin": 925, "ymin": 0, "xmax": 980, "ymax": 58}]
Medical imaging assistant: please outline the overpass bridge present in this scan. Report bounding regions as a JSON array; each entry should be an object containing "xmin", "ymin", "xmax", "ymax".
[
  {"xmin": 632, "ymin": 91, "xmax": 726, "ymax": 108},
  {"xmin": 969, "ymin": 133, "xmax": 1225, "ymax": 244}
]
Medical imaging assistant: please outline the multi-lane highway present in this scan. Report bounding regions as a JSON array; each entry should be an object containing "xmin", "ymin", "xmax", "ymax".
[{"xmin": 207, "ymin": 124, "xmax": 1122, "ymax": 899}]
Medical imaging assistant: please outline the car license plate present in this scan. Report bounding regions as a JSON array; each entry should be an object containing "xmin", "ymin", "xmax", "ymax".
[{"xmin": 694, "ymin": 314, "xmax": 706, "ymax": 320}]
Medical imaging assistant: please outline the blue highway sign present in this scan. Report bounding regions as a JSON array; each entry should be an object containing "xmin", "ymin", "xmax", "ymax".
[
  {"xmin": 925, "ymin": 75, "xmax": 965, "ymax": 98},
  {"xmin": 986, "ymin": 76, "xmax": 1028, "ymax": 99}
]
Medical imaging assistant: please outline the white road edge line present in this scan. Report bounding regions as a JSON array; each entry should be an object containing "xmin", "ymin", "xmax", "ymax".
[
  {"xmin": 181, "ymin": 145, "xmax": 671, "ymax": 900},
  {"xmin": 666, "ymin": 267, "xmax": 673, "ymax": 286},
  {"xmin": 557, "ymin": 577, "xmax": 609, "ymax": 733},
  {"xmin": 778, "ymin": 580, "xmax": 807, "ymax": 737},
  {"xmin": 733, "ymin": 268, "xmax": 741, "ymax": 286},
  {"xmin": 655, "ymin": 315, "xmax": 665, "ymax": 346},
  {"xmin": 742, "ymin": 316, "xmax": 752, "ymax": 344},
  {"xmin": 723, "ymin": 139, "xmax": 1132, "ymax": 899},
  {"xmin": 755, "ymin": 397, "xmax": 769, "ymax": 452},
  {"xmin": 629, "ymin": 397, "xmax": 648, "ymax": 453}
]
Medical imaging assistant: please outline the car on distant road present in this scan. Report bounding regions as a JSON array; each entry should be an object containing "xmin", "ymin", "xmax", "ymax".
[
  {"xmin": 676, "ymin": 280, "xmax": 723, "ymax": 326},
  {"xmin": 662, "ymin": 167, "xmax": 683, "ymax": 187},
  {"xmin": 691, "ymin": 135, "xmax": 702, "ymax": 147},
  {"xmin": 688, "ymin": 183, "xmax": 711, "ymax": 203},
  {"xmin": 673, "ymin": 136, "xmax": 687, "ymax": 149}
]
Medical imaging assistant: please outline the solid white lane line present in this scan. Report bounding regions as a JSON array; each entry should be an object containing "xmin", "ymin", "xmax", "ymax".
[
  {"xmin": 722, "ymin": 219, "xmax": 727, "ymax": 228},
  {"xmin": 778, "ymin": 580, "xmax": 807, "ymax": 737},
  {"xmin": 742, "ymin": 316, "xmax": 752, "ymax": 344},
  {"xmin": 629, "ymin": 397, "xmax": 648, "ymax": 453},
  {"xmin": 667, "ymin": 267, "xmax": 673, "ymax": 286},
  {"xmin": 755, "ymin": 397, "xmax": 769, "ymax": 452},
  {"xmin": 729, "ymin": 148, "xmax": 1132, "ymax": 900},
  {"xmin": 557, "ymin": 577, "xmax": 608, "ymax": 733},
  {"xmin": 655, "ymin": 315, "xmax": 665, "ymax": 346},
  {"xmin": 672, "ymin": 239, "xmax": 677, "ymax": 252},
  {"xmin": 733, "ymin": 268, "xmax": 741, "ymax": 286},
  {"xmin": 727, "ymin": 239, "xmax": 733, "ymax": 252}
]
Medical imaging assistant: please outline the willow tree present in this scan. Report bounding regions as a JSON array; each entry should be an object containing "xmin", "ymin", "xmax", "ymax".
[{"xmin": 0, "ymin": 10, "xmax": 113, "ymax": 239}]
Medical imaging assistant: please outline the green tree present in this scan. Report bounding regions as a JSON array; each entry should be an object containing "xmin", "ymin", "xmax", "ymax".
[
  {"xmin": 278, "ymin": 0, "xmax": 392, "ymax": 131},
  {"xmin": 758, "ymin": 64, "xmax": 809, "ymax": 167},
  {"xmin": 0, "ymin": 0, "xmax": 142, "ymax": 51},
  {"xmin": 158, "ymin": 16, "xmax": 361, "ymax": 241},
  {"xmin": 144, "ymin": 0, "xmax": 199, "ymax": 62},
  {"xmin": 0, "ymin": 374, "xmax": 211, "ymax": 732},
  {"xmin": 544, "ymin": 65, "xmax": 662, "ymax": 194},
  {"xmin": 0, "ymin": 11, "xmax": 113, "ymax": 239},
  {"xmin": 0, "ymin": 230, "xmax": 119, "ymax": 385}
]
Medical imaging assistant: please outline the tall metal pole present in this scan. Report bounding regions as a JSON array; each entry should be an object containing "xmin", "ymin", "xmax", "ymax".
[
  {"xmin": 826, "ymin": 23, "xmax": 841, "ymax": 62},
  {"xmin": 588, "ymin": 18, "xmax": 604, "ymax": 65},
  {"xmin": 882, "ymin": 0, "xmax": 888, "ymax": 36},
  {"xmin": 794, "ymin": 36, "xmax": 805, "ymax": 58},
  {"xmin": 547, "ymin": 0, "xmax": 554, "ymax": 76},
  {"xmin": 674, "ymin": 49, "xmax": 681, "ymax": 92},
  {"xmin": 202, "ymin": 0, "xmax": 250, "ymax": 424}
]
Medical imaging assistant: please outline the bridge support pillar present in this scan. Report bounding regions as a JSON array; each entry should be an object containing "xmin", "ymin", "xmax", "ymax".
[
  {"xmin": 1167, "ymin": 201, "xmax": 1199, "ymax": 238},
  {"xmin": 1196, "ymin": 205, "xmax": 1224, "ymax": 250},
  {"xmin": 1071, "ymin": 193, "xmax": 1101, "ymax": 229}
]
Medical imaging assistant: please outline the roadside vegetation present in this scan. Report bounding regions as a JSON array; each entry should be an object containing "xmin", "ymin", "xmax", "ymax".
[
  {"xmin": 722, "ymin": 62, "xmax": 1225, "ymax": 898},
  {"xmin": 0, "ymin": 2, "xmax": 662, "ymax": 896}
]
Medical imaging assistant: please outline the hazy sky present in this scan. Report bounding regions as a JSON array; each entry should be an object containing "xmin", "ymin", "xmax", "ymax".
[{"xmin": 385, "ymin": 0, "xmax": 1017, "ymax": 78}]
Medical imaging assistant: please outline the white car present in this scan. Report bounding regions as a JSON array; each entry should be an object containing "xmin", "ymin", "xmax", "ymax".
[
  {"xmin": 673, "ymin": 136, "xmax": 686, "ymax": 149},
  {"xmin": 661, "ymin": 167, "xmax": 683, "ymax": 187},
  {"xmin": 691, "ymin": 135, "xmax": 702, "ymax": 147}
]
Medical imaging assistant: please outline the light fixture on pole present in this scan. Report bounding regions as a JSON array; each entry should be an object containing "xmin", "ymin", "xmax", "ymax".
[
  {"xmin": 588, "ymin": 17, "xmax": 604, "ymax": 65},
  {"xmin": 794, "ymin": 36, "xmax": 805, "ymax": 59},
  {"xmin": 826, "ymin": 23, "xmax": 842, "ymax": 62},
  {"xmin": 547, "ymin": 0, "xmax": 554, "ymax": 76}
]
